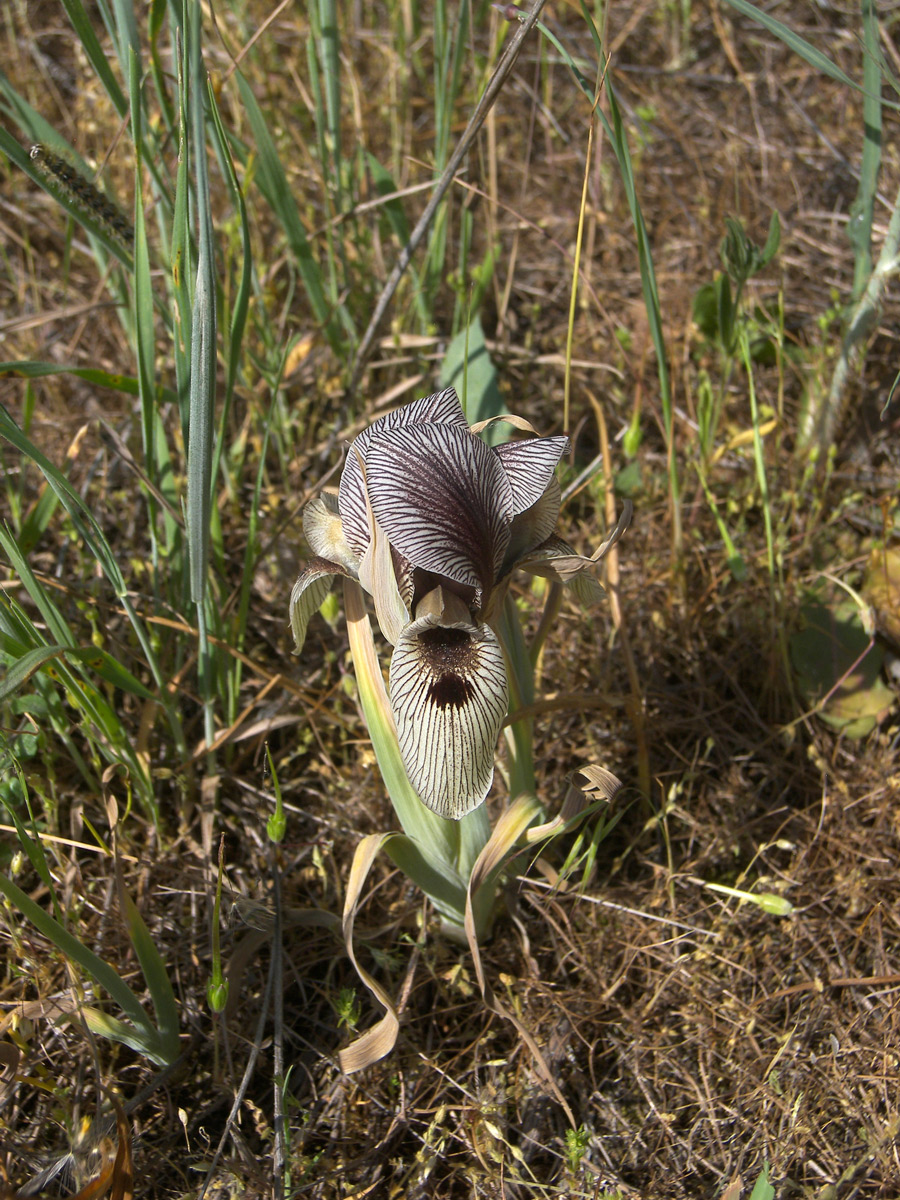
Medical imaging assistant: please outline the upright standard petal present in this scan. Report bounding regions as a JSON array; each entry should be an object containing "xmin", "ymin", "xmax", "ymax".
[
  {"xmin": 502, "ymin": 475, "xmax": 562, "ymax": 575},
  {"xmin": 516, "ymin": 535, "xmax": 607, "ymax": 604},
  {"xmin": 289, "ymin": 557, "xmax": 351, "ymax": 655},
  {"xmin": 339, "ymin": 388, "xmax": 469, "ymax": 557},
  {"xmin": 494, "ymin": 435, "xmax": 568, "ymax": 515},
  {"xmin": 365, "ymin": 422, "xmax": 513, "ymax": 604},
  {"xmin": 389, "ymin": 593, "xmax": 509, "ymax": 820}
]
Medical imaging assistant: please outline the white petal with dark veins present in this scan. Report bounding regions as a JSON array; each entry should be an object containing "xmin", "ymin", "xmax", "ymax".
[
  {"xmin": 303, "ymin": 493, "xmax": 360, "ymax": 573},
  {"xmin": 339, "ymin": 388, "xmax": 469, "ymax": 556},
  {"xmin": 365, "ymin": 422, "xmax": 513, "ymax": 603},
  {"xmin": 494, "ymin": 435, "xmax": 568, "ymax": 515},
  {"xmin": 389, "ymin": 607, "xmax": 508, "ymax": 819},
  {"xmin": 289, "ymin": 557, "xmax": 350, "ymax": 654}
]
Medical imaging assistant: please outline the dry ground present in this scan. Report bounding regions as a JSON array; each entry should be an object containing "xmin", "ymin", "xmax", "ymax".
[{"xmin": 1, "ymin": 1, "xmax": 899, "ymax": 1197}]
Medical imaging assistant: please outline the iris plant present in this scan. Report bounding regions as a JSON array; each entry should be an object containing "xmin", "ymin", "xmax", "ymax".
[
  {"xmin": 291, "ymin": 387, "xmax": 619, "ymax": 819},
  {"xmin": 290, "ymin": 389, "xmax": 629, "ymax": 1069}
]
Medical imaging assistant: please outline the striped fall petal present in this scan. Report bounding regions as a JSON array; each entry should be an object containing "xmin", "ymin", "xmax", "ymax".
[{"xmin": 388, "ymin": 588, "xmax": 508, "ymax": 820}]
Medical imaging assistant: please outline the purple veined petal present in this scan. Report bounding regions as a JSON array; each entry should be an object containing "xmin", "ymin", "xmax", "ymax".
[
  {"xmin": 389, "ymin": 607, "xmax": 508, "ymax": 819},
  {"xmin": 365, "ymin": 422, "xmax": 513, "ymax": 602},
  {"xmin": 493, "ymin": 435, "xmax": 568, "ymax": 515},
  {"xmin": 289, "ymin": 556, "xmax": 350, "ymax": 655},
  {"xmin": 515, "ymin": 534, "xmax": 592, "ymax": 583},
  {"xmin": 516, "ymin": 502, "xmax": 632, "ymax": 597},
  {"xmin": 303, "ymin": 494, "xmax": 360, "ymax": 574},
  {"xmin": 515, "ymin": 533, "xmax": 605, "ymax": 604},
  {"xmin": 503, "ymin": 475, "xmax": 562, "ymax": 574},
  {"xmin": 339, "ymin": 388, "xmax": 469, "ymax": 556}
]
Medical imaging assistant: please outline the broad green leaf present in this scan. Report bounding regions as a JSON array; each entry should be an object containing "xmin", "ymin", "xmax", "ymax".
[
  {"xmin": 80, "ymin": 1007, "xmax": 172, "ymax": 1063},
  {"xmin": 117, "ymin": 872, "xmax": 180, "ymax": 1062},
  {"xmin": 716, "ymin": 273, "xmax": 734, "ymax": 351},
  {"xmin": 791, "ymin": 598, "xmax": 894, "ymax": 737},
  {"xmin": 747, "ymin": 1163, "xmax": 775, "ymax": 1200},
  {"xmin": 440, "ymin": 317, "xmax": 504, "ymax": 445},
  {"xmin": 760, "ymin": 211, "xmax": 781, "ymax": 270}
]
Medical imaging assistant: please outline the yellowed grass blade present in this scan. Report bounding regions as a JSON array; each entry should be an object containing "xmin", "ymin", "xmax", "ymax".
[
  {"xmin": 339, "ymin": 832, "xmax": 401, "ymax": 1073},
  {"xmin": 469, "ymin": 413, "xmax": 540, "ymax": 435}
]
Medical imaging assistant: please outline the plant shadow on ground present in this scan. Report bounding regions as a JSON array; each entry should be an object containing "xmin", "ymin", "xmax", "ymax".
[{"xmin": 1, "ymin": 1, "xmax": 899, "ymax": 1198}]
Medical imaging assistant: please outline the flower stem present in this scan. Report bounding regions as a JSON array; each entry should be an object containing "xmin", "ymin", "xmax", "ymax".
[{"xmin": 497, "ymin": 593, "xmax": 537, "ymax": 801}]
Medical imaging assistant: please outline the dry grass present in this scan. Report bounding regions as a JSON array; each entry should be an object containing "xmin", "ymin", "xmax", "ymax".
[{"xmin": 1, "ymin": 1, "xmax": 900, "ymax": 1197}]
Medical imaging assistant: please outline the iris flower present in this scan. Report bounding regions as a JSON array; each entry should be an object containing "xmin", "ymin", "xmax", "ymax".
[{"xmin": 290, "ymin": 388, "xmax": 627, "ymax": 821}]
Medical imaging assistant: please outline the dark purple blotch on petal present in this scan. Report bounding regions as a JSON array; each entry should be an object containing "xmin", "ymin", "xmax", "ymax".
[
  {"xmin": 416, "ymin": 626, "xmax": 481, "ymax": 709},
  {"xmin": 427, "ymin": 674, "xmax": 477, "ymax": 710}
]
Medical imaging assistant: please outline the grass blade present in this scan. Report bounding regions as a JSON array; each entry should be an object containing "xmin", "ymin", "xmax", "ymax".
[
  {"xmin": 130, "ymin": 47, "xmax": 160, "ymax": 527},
  {"xmin": 116, "ymin": 860, "xmax": 181, "ymax": 1063},
  {"xmin": 721, "ymin": 0, "xmax": 862, "ymax": 92},
  {"xmin": 184, "ymin": 0, "xmax": 218, "ymax": 754},
  {"xmin": 235, "ymin": 69, "xmax": 345, "ymax": 354},
  {"xmin": 0, "ymin": 871, "xmax": 170, "ymax": 1062},
  {"xmin": 850, "ymin": 0, "xmax": 882, "ymax": 300},
  {"xmin": 206, "ymin": 81, "xmax": 251, "ymax": 472}
]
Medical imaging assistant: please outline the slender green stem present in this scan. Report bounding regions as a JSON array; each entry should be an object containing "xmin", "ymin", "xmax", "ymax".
[
  {"xmin": 497, "ymin": 594, "xmax": 536, "ymax": 801},
  {"xmin": 739, "ymin": 325, "xmax": 775, "ymax": 614}
]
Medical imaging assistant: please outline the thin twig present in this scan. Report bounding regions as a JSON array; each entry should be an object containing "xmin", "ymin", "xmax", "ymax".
[{"xmin": 271, "ymin": 851, "xmax": 285, "ymax": 1200}]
